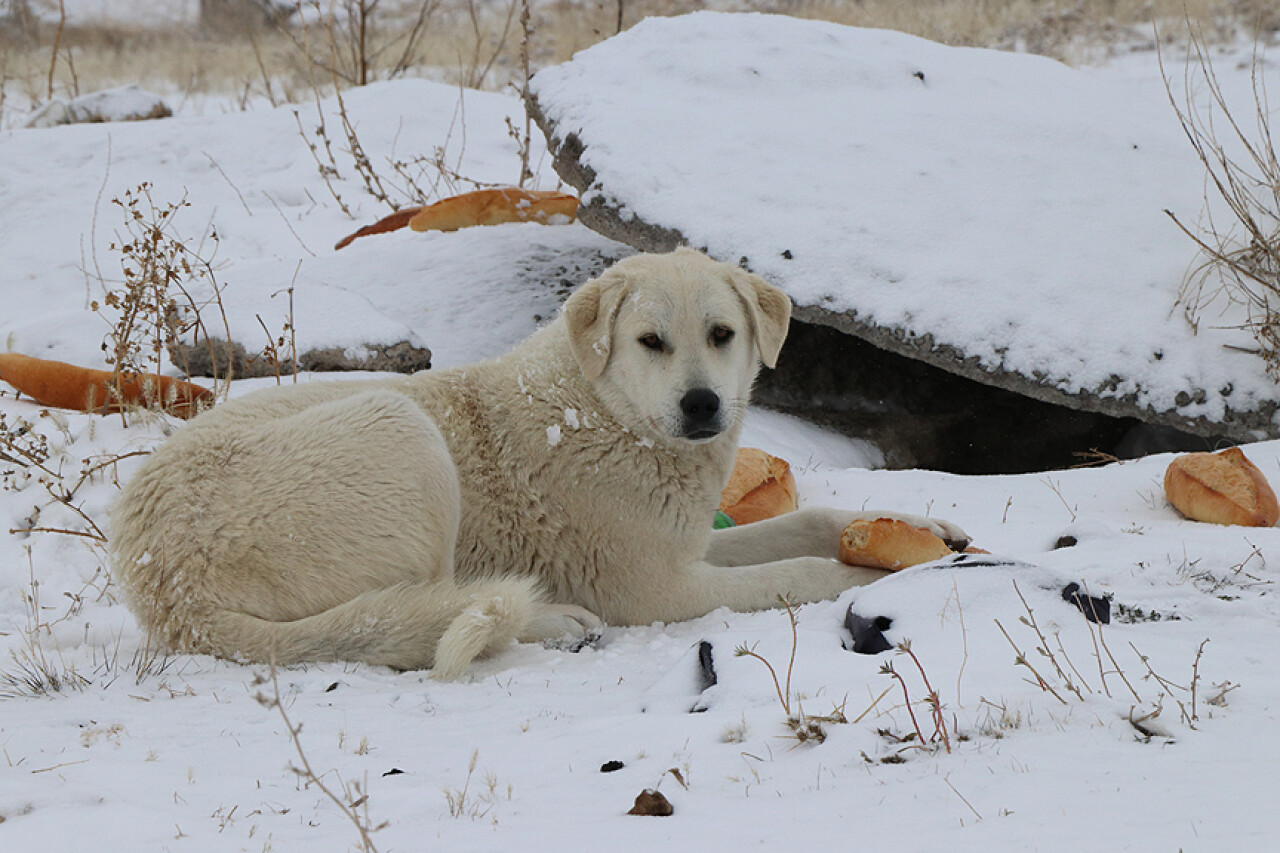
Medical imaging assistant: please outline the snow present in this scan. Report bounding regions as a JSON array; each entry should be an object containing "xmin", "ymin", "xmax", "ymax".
[
  {"xmin": 530, "ymin": 11, "xmax": 1280, "ymax": 433},
  {"xmin": 1, "ymin": 11, "xmax": 1280, "ymax": 853},
  {"xmin": 34, "ymin": 0, "xmax": 199, "ymax": 26},
  {"xmin": 0, "ymin": 77, "xmax": 626, "ymax": 370}
]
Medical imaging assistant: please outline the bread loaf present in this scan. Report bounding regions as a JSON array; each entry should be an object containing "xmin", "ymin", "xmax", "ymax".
[
  {"xmin": 718, "ymin": 447, "xmax": 798, "ymax": 525},
  {"xmin": 334, "ymin": 206, "xmax": 423, "ymax": 250},
  {"xmin": 408, "ymin": 188, "xmax": 577, "ymax": 232},
  {"xmin": 1164, "ymin": 447, "xmax": 1279, "ymax": 527},
  {"xmin": 335, "ymin": 189, "xmax": 579, "ymax": 250},
  {"xmin": 838, "ymin": 518, "xmax": 953, "ymax": 571}
]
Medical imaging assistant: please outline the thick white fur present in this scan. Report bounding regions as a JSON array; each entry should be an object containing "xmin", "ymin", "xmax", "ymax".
[{"xmin": 110, "ymin": 248, "xmax": 966, "ymax": 678}]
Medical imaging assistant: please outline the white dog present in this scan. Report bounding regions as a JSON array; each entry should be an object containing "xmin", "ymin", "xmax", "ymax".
[{"xmin": 110, "ymin": 249, "xmax": 966, "ymax": 678}]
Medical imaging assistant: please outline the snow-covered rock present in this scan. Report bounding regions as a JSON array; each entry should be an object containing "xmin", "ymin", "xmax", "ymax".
[
  {"xmin": 25, "ymin": 85, "xmax": 171, "ymax": 128},
  {"xmin": 530, "ymin": 11, "xmax": 1280, "ymax": 441}
]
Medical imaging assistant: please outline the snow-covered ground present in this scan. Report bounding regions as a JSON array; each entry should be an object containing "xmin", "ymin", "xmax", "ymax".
[{"xmin": 2, "ymin": 12, "xmax": 1280, "ymax": 852}]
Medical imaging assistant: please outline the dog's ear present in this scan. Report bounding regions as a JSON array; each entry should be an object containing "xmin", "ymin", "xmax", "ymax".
[
  {"xmin": 726, "ymin": 267, "xmax": 791, "ymax": 369},
  {"xmin": 564, "ymin": 267, "xmax": 632, "ymax": 380}
]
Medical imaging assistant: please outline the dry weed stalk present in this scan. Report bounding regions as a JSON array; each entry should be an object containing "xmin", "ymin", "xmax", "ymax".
[
  {"xmin": 0, "ymin": 547, "xmax": 91, "ymax": 698},
  {"xmin": 45, "ymin": 0, "xmax": 64, "ymax": 100},
  {"xmin": 995, "ymin": 580, "xmax": 1220, "ymax": 735},
  {"xmin": 93, "ymin": 183, "xmax": 233, "ymax": 417},
  {"xmin": 734, "ymin": 595, "xmax": 841, "ymax": 744},
  {"xmin": 296, "ymin": 79, "xmax": 489, "ymax": 216},
  {"xmin": 255, "ymin": 662, "xmax": 386, "ymax": 851},
  {"xmin": 510, "ymin": 0, "xmax": 534, "ymax": 188},
  {"xmin": 281, "ymin": 0, "xmax": 441, "ymax": 88},
  {"xmin": 878, "ymin": 640, "xmax": 952, "ymax": 753},
  {"xmin": 443, "ymin": 749, "xmax": 511, "ymax": 820},
  {"xmin": 253, "ymin": 277, "xmax": 300, "ymax": 383},
  {"xmin": 3, "ymin": 407, "xmax": 147, "ymax": 544},
  {"xmin": 458, "ymin": 0, "xmax": 518, "ymax": 89},
  {"xmin": 734, "ymin": 596, "xmax": 798, "ymax": 718},
  {"xmin": 1161, "ymin": 30, "xmax": 1280, "ymax": 379}
]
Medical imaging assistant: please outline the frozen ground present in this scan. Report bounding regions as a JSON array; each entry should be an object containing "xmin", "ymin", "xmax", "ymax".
[{"xmin": 2, "ymin": 12, "xmax": 1279, "ymax": 853}]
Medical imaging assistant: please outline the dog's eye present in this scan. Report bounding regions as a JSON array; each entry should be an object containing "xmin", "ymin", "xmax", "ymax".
[
  {"xmin": 710, "ymin": 326, "xmax": 735, "ymax": 347},
  {"xmin": 638, "ymin": 333, "xmax": 665, "ymax": 352}
]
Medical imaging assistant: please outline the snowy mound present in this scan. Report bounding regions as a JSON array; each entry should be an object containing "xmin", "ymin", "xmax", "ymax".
[
  {"xmin": 530, "ymin": 11, "xmax": 1280, "ymax": 440},
  {"xmin": 0, "ymin": 78, "xmax": 627, "ymax": 372},
  {"xmin": 25, "ymin": 85, "xmax": 172, "ymax": 129}
]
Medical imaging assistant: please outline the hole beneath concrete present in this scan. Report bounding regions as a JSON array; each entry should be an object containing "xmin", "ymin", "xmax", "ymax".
[{"xmin": 755, "ymin": 320, "xmax": 1220, "ymax": 474}]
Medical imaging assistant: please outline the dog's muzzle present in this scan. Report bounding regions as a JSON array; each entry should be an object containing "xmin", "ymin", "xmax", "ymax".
[{"xmin": 679, "ymin": 388, "xmax": 723, "ymax": 440}]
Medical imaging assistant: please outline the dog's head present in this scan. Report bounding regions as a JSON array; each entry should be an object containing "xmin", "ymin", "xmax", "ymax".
[{"xmin": 564, "ymin": 248, "xmax": 791, "ymax": 444}]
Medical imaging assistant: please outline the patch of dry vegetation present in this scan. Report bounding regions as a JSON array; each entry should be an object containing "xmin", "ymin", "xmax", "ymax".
[
  {"xmin": 783, "ymin": 0, "xmax": 1256, "ymax": 55},
  {"xmin": 1163, "ymin": 30, "xmax": 1280, "ymax": 379},
  {"xmin": 0, "ymin": 0, "xmax": 1272, "ymax": 124}
]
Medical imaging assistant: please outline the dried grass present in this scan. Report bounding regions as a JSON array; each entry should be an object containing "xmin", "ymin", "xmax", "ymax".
[
  {"xmin": 1161, "ymin": 29, "xmax": 1280, "ymax": 379},
  {"xmin": 0, "ymin": 0, "xmax": 1263, "ymax": 125}
]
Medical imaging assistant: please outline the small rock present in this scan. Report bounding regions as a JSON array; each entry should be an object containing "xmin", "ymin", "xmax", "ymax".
[
  {"xmin": 627, "ymin": 789, "xmax": 673, "ymax": 817},
  {"xmin": 26, "ymin": 85, "xmax": 171, "ymax": 128},
  {"xmin": 169, "ymin": 337, "xmax": 432, "ymax": 378},
  {"xmin": 1061, "ymin": 582, "xmax": 1111, "ymax": 625},
  {"xmin": 844, "ymin": 608, "xmax": 893, "ymax": 655},
  {"xmin": 600, "ymin": 760, "xmax": 624, "ymax": 773}
]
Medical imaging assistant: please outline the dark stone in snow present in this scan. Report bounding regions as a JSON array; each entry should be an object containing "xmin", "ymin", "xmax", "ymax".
[
  {"xmin": 627, "ymin": 789, "xmax": 674, "ymax": 816},
  {"xmin": 170, "ymin": 337, "xmax": 432, "ymax": 379},
  {"xmin": 1062, "ymin": 582, "xmax": 1111, "ymax": 625},
  {"xmin": 844, "ymin": 609, "xmax": 894, "ymax": 655},
  {"xmin": 696, "ymin": 640, "xmax": 717, "ymax": 692}
]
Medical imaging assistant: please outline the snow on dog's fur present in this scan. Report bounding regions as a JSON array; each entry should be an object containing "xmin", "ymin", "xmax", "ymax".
[{"xmin": 110, "ymin": 249, "xmax": 967, "ymax": 678}]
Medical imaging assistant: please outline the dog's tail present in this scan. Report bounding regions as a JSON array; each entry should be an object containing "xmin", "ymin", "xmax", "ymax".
[{"xmin": 199, "ymin": 577, "xmax": 543, "ymax": 679}]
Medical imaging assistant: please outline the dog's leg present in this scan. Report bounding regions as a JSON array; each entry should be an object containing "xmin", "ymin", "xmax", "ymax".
[
  {"xmin": 517, "ymin": 603, "xmax": 604, "ymax": 648},
  {"xmin": 607, "ymin": 555, "xmax": 890, "ymax": 626},
  {"xmin": 201, "ymin": 575, "xmax": 551, "ymax": 677},
  {"xmin": 704, "ymin": 506, "xmax": 969, "ymax": 567}
]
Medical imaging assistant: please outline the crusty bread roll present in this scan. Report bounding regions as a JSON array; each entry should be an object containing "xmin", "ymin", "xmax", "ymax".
[
  {"xmin": 408, "ymin": 188, "xmax": 577, "ymax": 232},
  {"xmin": 335, "ymin": 189, "xmax": 578, "ymax": 250},
  {"xmin": 334, "ymin": 206, "xmax": 423, "ymax": 250},
  {"xmin": 838, "ymin": 518, "xmax": 953, "ymax": 571},
  {"xmin": 1164, "ymin": 447, "xmax": 1279, "ymax": 527},
  {"xmin": 718, "ymin": 447, "xmax": 798, "ymax": 525}
]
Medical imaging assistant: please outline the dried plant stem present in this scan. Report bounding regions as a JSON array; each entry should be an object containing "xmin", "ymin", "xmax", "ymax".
[
  {"xmin": 899, "ymin": 642, "xmax": 951, "ymax": 753},
  {"xmin": 1011, "ymin": 581, "xmax": 1086, "ymax": 700},
  {"xmin": 515, "ymin": 0, "xmax": 533, "ymax": 188},
  {"xmin": 294, "ymin": 102, "xmax": 353, "ymax": 218},
  {"xmin": 881, "ymin": 660, "xmax": 929, "ymax": 746},
  {"xmin": 1093, "ymin": 611, "xmax": 1143, "ymax": 702},
  {"xmin": 733, "ymin": 596, "xmax": 801, "ymax": 719},
  {"xmin": 994, "ymin": 618, "xmax": 1068, "ymax": 704},
  {"xmin": 257, "ymin": 663, "xmax": 382, "ymax": 852},
  {"xmin": 735, "ymin": 647, "xmax": 790, "ymax": 717},
  {"xmin": 46, "ymin": 0, "xmax": 66, "ymax": 100},
  {"xmin": 1160, "ymin": 28, "xmax": 1280, "ymax": 378},
  {"xmin": 1190, "ymin": 638, "xmax": 1209, "ymax": 721}
]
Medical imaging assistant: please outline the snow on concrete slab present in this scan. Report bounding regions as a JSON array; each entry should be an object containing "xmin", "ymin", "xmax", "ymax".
[{"xmin": 529, "ymin": 11, "xmax": 1280, "ymax": 440}]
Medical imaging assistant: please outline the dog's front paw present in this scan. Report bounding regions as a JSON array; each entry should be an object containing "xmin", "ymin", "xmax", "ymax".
[
  {"xmin": 923, "ymin": 517, "xmax": 970, "ymax": 551},
  {"xmin": 870, "ymin": 512, "xmax": 970, "ymax": 551},
  {"xmin": 521, "ymin": 604, "xmax": 604, "ymax": 651}
]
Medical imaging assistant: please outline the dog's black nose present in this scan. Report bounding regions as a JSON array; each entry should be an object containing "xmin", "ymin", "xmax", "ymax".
[{"xmin": 680, "ymin": 388, "xmax": 721, "ymax": 435}]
